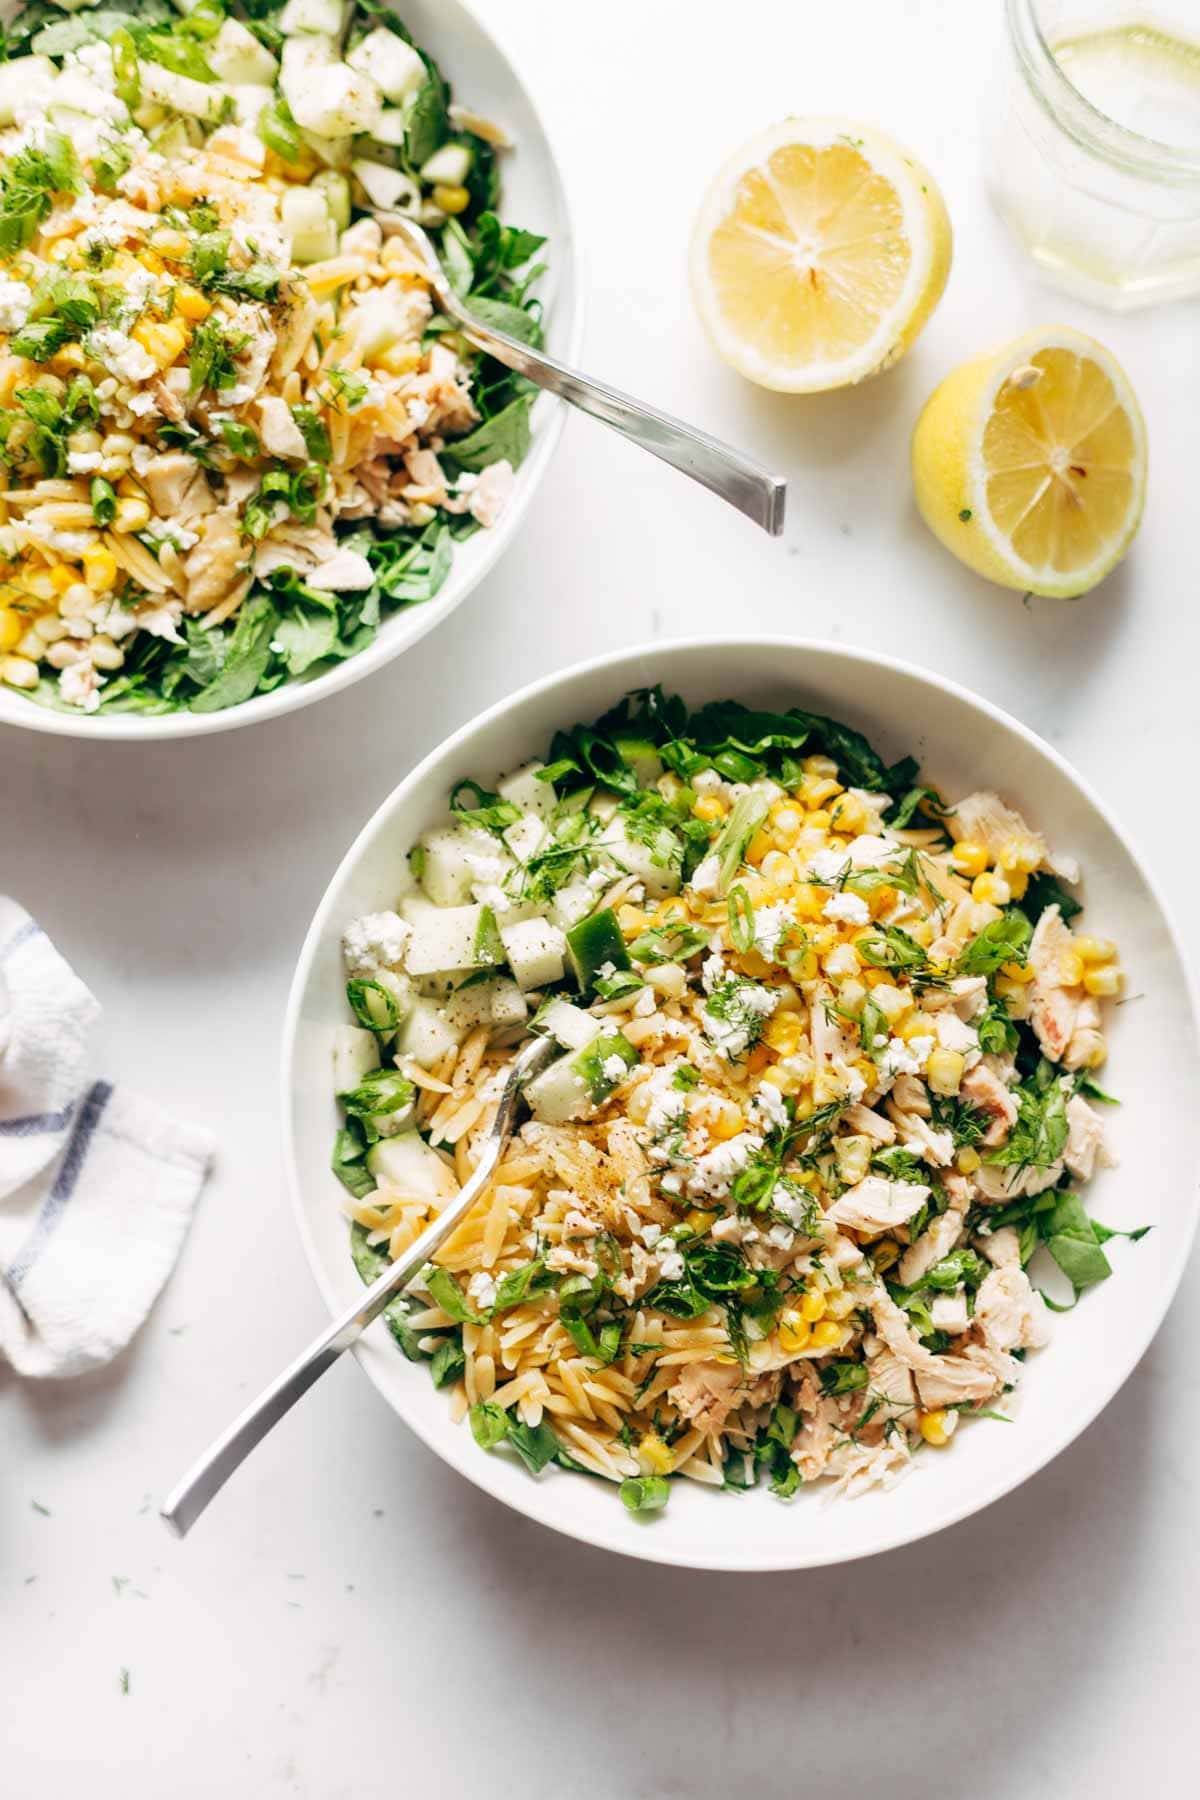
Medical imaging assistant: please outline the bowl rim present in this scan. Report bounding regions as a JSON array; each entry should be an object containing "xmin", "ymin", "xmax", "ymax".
[
  {"xmin": 0, "ymin": 0, "xmax": 583, "ymax": 745},
  {"xmin": 280, "ymin": 634, "xmax": 1200, "ymax": 1571}
]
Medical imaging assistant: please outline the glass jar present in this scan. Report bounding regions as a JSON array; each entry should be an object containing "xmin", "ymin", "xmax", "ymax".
[{"xmin": 986, "ymin": 0, "xmax": 1200, "ymax": 308}]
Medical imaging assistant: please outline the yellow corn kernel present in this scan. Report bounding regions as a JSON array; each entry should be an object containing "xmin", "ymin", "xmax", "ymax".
[
  {"xmin": 174, "ymin": 284, "xmax": 212, "ymax": 322},
  {"xmin": 745, "ymin": 829, "xmax": 772, "ymax": 866},
  {"xmin": 956, "ymin": 1146, "xmax": 981, "ymax": 1174},
  {"xmin": 905, "ymin": 918, "xmax": 933, "ymax": 949},
  {"xmin": 808, "ymin": 924, "xmax": 837, "ymax": 954},
  {"xmin": 802, "ymin": 754, "xmax": 839, "ymax": 779},
  {"xmin": 834, "ymin": 1134, "xmax": 871, "ymax": 1185},
  {"xmin": 951, "ymin": 839, "xmax": 989, "ymax": 878},
  {"xmin": 972, "ymin": 871, "xmax": 1011, "ymax": 906},
  {"xmin": 805, "ymin": 808, "xmax": 832, "ymax": 832},
  {"xmin": 617, "ymin": 904, "xmax": 650, "ymax": 936},
  {"xmin": 808, "ymin": 1320, "xmax": 844, "ymax": 1351},
  {"xmin": 1000, "ymin": 959, "xmax": 1035, "ymax": 984},
  {"xmin": 838, "ymin": 978, "xmax": 867, "ymax": 1018},
  {"xmin": 47, "ymin": 564, "xmax": 73, "ymax": 593},
  {"xmin": 1083, "ymin": 965, "xmax": 1123, "ymax": 998},
  {"xmin": 831, "ymin": 793, "xmax": 868, "ymax": 835},
  {"xmin": 804, "ymin": 777, "xmax": 842, "ymax": 809},
  {"xmin": 708, "ymin": 1102, "xmax": 745, "ymax": 1143},
  {"xmin": 758, "ymin": 849, "xmax": 791, "ymax": 886},
  {"xmin": 790, "ymin": 881, "xmax": 825, "ymax": 922},
  {"xmin": 918, "ymin": 1409, "xmax": 954, "ymax": 1447},
  {"xmin": 1083, "ymin": 1035, "xmax": 1108, "ymax": 1069},
  {"xmin": 692, "ymin": 793, "xmax": 726, "ymax": 823},
  {"xmin": 50, "ymin": 342, "xmax": 85, "ymax": 372},
  {"xmin": 432, "ymin": 182, "xmax": 470, "ymax": 214},
  {"xmin": 800, "ymin": 1289, "xmax": 827, "ymax": 1324},
  {"xmin": 48, "ymin": 239, "xmax": 79, "ymax": 266},
  {"xmin": 637, "ymin": 1433, "xmax": 673, "ymax": 1476},
  {"xmin": 770, "ymin": 806, "xmax": 801, "ymax": 847},
  {"xmin": 1057, "ymin": 950, "xmax": 1085, "ymax": 987},
  {"xmin": 852, "ymin": 1056, "xmax": 876, "ymax": 1091},
  {"xmin": 1, "ymin": 653, "xmax": 38, "ymax": 690},
  {"xmin": 829, "ymin": 1289, "xmax": 860, "ymax": 1321},
  {"xmin": 899, "ymin": 1011, "xmax": 936, "ymax": 1043},
  {"xmin": 149, "ymin": 225, "xmax": 191, "ymax": 259},
  {"xmin": 1076, "ymin": 935, "xmax": 1116, "ymax": 965},
  {"xmin": 652, "ymin": 898, "xmax": 689, "ymax": 926},
  {"xmin": 0, "ymin": 606, "xmax": 20, "ymax": 653},
  {"xmin": 998, "ymin": 834, "xmax": 1043, "ymax": 874},
  {"xmin": 376, "ymin": 342, "xmax": 422, "ymax": 376},
  {"xmin": 745, "ymin": 1044, "xmax": 770, "ymax": 1075},
  {"xmin": 872, "ymin": 1240, "xmax": 901, "ymax": 1272},
  {"xmin": 113, "ymin": 496, "xmax": 151, "ymax": 533},
  {"xmin": 1006, "ymin": 870, "xmax": 1029, "ymax": 901},
  {"xmin": 132, "ymin": 318, "xmax": 188, "ymax": 370},
  {"xmin": 684, "ymin": 1209, "xmax": 718, "ymax": 1236},
  {"xmin": 872, "ymin": 983, "xmax": 911, "ymax": 1024},
  {"xmin": 25, "ymin": 569, "xmax": 57, "ymax": 601},
  {"xmin": 926, "ymin": 1047, "xmax": 965, "ymax": 1096},
  {"xmin": 763, "ymin": 1012, "xmax": 803, "ymax": 1057},
  {"xmin": 812, "ymin": 1070, "xmax": 843, "ymax": 1105},
  {"xmin": 138, "ymin": 248, "xmax": 165, "ymax": 274},
  {"xmin": 778, "ymin": 1313, "xmax": 811, "ymax": 1354},
  {"xmin": 786, "ymin": 946, "xmax": 819, "ymax": 982},
  {"xmin": 83, "ymin": 545, "xmax": 117, "ymax": 593}
]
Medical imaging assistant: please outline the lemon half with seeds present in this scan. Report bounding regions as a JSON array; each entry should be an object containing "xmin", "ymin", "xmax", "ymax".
[
  {"xmin": 912, "ymin": 327, "xmax": 1147, "ymax": 599},
  {"xmin": 689, "ymin": 118, "xmax": 952, "ymax": 393}
]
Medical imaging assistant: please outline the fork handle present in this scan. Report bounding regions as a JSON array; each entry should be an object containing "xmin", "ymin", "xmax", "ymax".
[
  {"xmin": 451, "ymin": 314, "xmax": 787, "ymax": 537},
  {"xmin": 159, "ymin": 1138, "xmax": 502, "ymax": 1538}
]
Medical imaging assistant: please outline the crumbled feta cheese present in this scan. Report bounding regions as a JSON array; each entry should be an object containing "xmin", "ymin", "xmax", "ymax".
[
  {"xmin": 601, "ymin": 1054, "xmax": 628, "ymax": 1083},
  {"xmin": 880, "ymin": 1038, "xmax": 921, "ymax": 1080},
  {"xmin": 640, "ymin": 1222, "xmax": 663, "ymax": 1247},
  {"xmin": 806, "ymin": 848, "xmax": 851, "ymax": 883},
  {"xmin": 58, "ymin": 659, "xmax": 102, "ymax": 712},
  {"xmin": 823, "ymin": 943, "xmax": 861, "ymax": 979},
  {"xmin": 689, "ymin": 854, "xmax": 721, "ymax": 898},
  {"xmin": 936, "ymin": 1012, "xmax": 980, "ymax": 1060},
  {"xmin": 766, "ymin": 1223, "xmax": 795, "ymax": 1250},
  {"xmin": 701, "ymin": 977, "xmax": 777, "ymax": 1060},
  {"xmin": 752, "ymin": 1082, "xmax": 790, "ymax": 1133},
  {"xmin": 907, "ymin": 1035, "xmax": 935, "ymax": 1064},
  {"xmin": 467, "ymin": 1270, "xmax": 496, "ymax": 1311},
  {"xmin": 342, "ymin": 910, "xmax": 411, "ymax": 975},
  {"xmin": 687, "ymin": 1131, "xmax": 763, "ymax": 1199},
  {"xmin": 701, "ymin": 952, "xmax": 726, "ymax": 994},
  {"xmin": 86, "ymin": 325, "xmax": 156, "ymax": 384},
  {"xmin": 823, "ymin": 891, "xmax": 870, "ymax": 926},
  {"xmin": 771, "ymin": 1185, "xmax": 811, "ymax": 1228},
  {"xmin": 0, "ymin": 277, "xmax": 31, "ymax": 333},
  {"xmin": 67, "ymin": 450, "xmax": 103, "ymax": 474},
  {"xmin": 657, "ymin": 1250, "xmax": 685, "ymax": 1280},
  {"xmin": 660, "ymin": 1173, "xmax": 683, "ymax": 1197},
  {"xmin": 753, "ymin": 902, "xmax": 791, "ymax": 960}
]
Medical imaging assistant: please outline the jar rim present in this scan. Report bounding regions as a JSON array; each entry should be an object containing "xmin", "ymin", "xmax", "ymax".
[{"xmin": 1007, "ymin": 0, "xmax": 1200, "ymax": 182}]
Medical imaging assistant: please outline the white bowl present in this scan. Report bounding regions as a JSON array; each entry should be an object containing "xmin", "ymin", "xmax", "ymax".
[
  {"xmin": 0, "ymin": 0, "xmax": 580, "ymax": 742},
  {"xmin": 282, "ymin": 638, "xmax": 1200, "ymax": 1571}
]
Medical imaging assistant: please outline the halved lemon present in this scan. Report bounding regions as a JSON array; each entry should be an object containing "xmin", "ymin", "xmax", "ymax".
[
  {"xmin": 912, "ymin": 327, "xmax": 1147, "ymax": 598},
  {"xmin": 689, "ymin": 118, "xmax": 952, "ymax": 393}
]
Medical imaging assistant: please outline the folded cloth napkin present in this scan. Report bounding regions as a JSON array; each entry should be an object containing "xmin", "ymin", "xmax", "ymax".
[{"xmin": 0, "ymin": 898, "xmax": 214, "ymax": 1377}]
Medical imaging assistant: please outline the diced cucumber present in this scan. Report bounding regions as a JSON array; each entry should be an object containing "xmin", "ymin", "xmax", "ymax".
[
  {"xmin": 502, "ymin": 812, "xmax": 547, "ymax": 865},
  {"xmin": 346, "ymin": 26, "xmax": 425, "ymax": 103},
  {"xmin": 549, "ymin": 880, "xmax": 599, "ymax": 932},
  {"xmin": 281, "ymin": 185, "xmax": 338, "ymax": 263},
  {"xmin": 351, "ymin": 156, "xmax": 418, "ymax": 212},
  {"xmin": 566, "ymin": 908, "xmax": 631, "ymax": 994},
  {"xmin": 420, "ymin": 142, "xmax": 473, "ymax": 186},
  {"xmin": 337, "ymin": 1066, "xmax": 417, "ymax": 1137},
  {"xmin": 539, "ymin": 999, "xmax": 603, "ymax": 1052},
  {"xmin": 333, "ymin": 1024, "xmax": 379, "ymax": 1094},
  {"xmin": 140, "ymin": 60, "xmax": 229, "ymax": 124},
  {"xmin": 614, "ymin": 735, "xmax": 664, "ymax": 787},
  {"xmin": 367, "ymin": 1132, "xmax": 458, "ymax": 1205},
  {"xmin": 368, "ymin": 108, "xmax": 409, "ymax": 148},
  {"xmin": 405, "ymin": 904, "xmax": 504, "ymax": 978},
  {"xmin": 313, "ymin": 168, "xmax": 351, "ymax": 231},
  {"xmin": 575, "ymin": 1031, "xmax": 639, "ymax": 1102},
  {"xmin": 398, "ymin": 997, "xmax": 463, "ymax": 1067},
  {"xmin": 526, "ymin": 1030, "xmax": 638, "ymax": 1124},
  {"xmin": 606, "ymin": 816, "xmax": 682, "ymax": 899},
  {"xmin": 443, "ymin": 976, "xmax": 528, "ymax": 1033},
  {"xmin": 398, "ymin": 893, "xmax": 441, "ymax": 927},
  {"xmin": 279, "ymin": 0, "xmax": 345, "ymax": 35},
  {"xmin": 498, "ymin": 762, "xmax": 556, "ymax": 823},
  {"xmin": 418, "ymin": 825, "xmax": 510, "ymax": 908},
  {"xmin": 587, "ymin": 791, "xmax": 620, "ymax": 823},
  {"xmin": 207, "ymin": 18, "xmax": 279, "ymax": 87},
  {"xmin": 500, "ymin": 917, "xmax": 567, "ymax": 992}
]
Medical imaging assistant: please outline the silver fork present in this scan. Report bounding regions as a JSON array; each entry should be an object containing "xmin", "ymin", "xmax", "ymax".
[
  {"xmin": 374, "ymin": 211, "xmax": 787, "ymax": 537},
  {"xmin": 160, "ymin": 1032, "xmax": 558, "ymax": 1537}
]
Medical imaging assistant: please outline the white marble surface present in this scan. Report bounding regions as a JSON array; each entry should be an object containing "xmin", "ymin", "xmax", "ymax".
[{"xmin": 3, "ymin": 2, "xmax": 1199, "ymax": 1794}]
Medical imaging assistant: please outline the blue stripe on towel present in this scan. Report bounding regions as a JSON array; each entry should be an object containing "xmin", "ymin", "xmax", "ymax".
[
  {"xmin": 0, "ymin": 1102, "xmax": 76, "ymax": 1138},
  {"xmin": 0, "ymin": 917, "xmax": 41, "ymax": 964},
  {"xmin": 6, "ymin": 1080, "xmax": 113, "ymax": 1291}
]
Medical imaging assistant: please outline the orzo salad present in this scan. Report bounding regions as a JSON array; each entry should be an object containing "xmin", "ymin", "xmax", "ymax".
[
  {"xmin": 0, "ymin": 0, "xmax": 545, "ymax": 714},
  {"xmin": 332, "ymin": 691, "xmax": 1138, "ymax": 1513}
]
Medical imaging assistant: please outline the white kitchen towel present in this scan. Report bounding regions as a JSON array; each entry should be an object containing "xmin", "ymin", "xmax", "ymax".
[{"xmin": 0, "ymin": 898, "xmax": 214, "ymax": 1378}]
